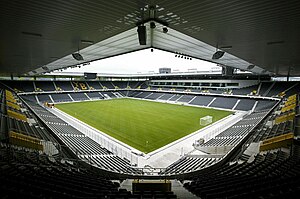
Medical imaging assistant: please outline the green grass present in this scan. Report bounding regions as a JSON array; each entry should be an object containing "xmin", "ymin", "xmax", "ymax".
[{"xmin": 55, "ymin": 98, "xmax": 232, "ymax": 153}]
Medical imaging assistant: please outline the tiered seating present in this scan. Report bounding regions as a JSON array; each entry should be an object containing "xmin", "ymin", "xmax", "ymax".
[
  {"xmin": 100, "ymin": 81, "xmax": 115, "ymax": 89},
  {"xmin": 126, "ymin": 90, "xmax": 268, "ymax": 111},
  {"xmin": 156, "ymin": 93, "xmax": 174, "ymax": 100},
  {"xmin": 133, "ymin": 92, "xmax": 152, "ymax": 98},
  {"xmin": 168, "ymin": 94, "xmax": 182, "ymax": 101},
  {"xmin": 177, "ymin": 95, "xmax": 194, "ymax": 103},
  {"xmin": 164, "ymin": 111, "xmax": 267, "ymax": 175},
  {"xmin": 232, "ymin": 85, "xmax": 258, "ymax": 95},
  {"xmin": 196, "ymin": 111, "xmax": 266, "ymax": 149},
  {"xmin": 162, "ymin": 157, "xmax": 219, "ymax": 175},
  {"xmin": 86, "ymin": 81, "xmax": 102, "ymax": 90},
  {"xmin": 58, "ymin": 135, "xmax": 111, "ymax": 155},
  {"xmin": 3, "ymin": 90, "xmax": 57, "ymax": 144},
  {"xmin": 69, "ymin": 92, "xmax": 89, "ymax": 101},
  {"xmin": 234, "ymin": 99, "xmax": 256, "ymax": 111},
  {"xmin": 139, "ymin": 82, "xmax": 149, "ymax": 89},
  {"xmin": 101, "ymin": 91, "xmax": 117, "ymax": 98},
  {"xmin": 126, "ymin": 91, "xmax": 139, "ymax": 97},
  {"xmin": 189, "ymin": 95, "xmax": 214, "ymax": 106},
  {"xmin": 200, "ymin": 137, "xmax": 241, "ymax": 147},
  {"xmin": 4, "ymin": 80, "xmax": 34, "ymax": 92},
  {"xmin": 55, "ymin": 81, "xmax": 73, "ymax": 91},
  {"xmin": 119, "ymin": 90, "xmax": 129, "ymax": 96},
  {"xmin": 267, "ymin": 82, "xmax": 297, "ymax": 97},
  {"xmin": 20, "ymin": 95, "xmax": 37, "ymax": 103},
  {"xmin": 35, "ymin": 81, "xmax": 55, "ymax": 91},
  {"xmin": 128, "ymin": 81, "xmax": 144, "ymax": 89},
  {"xmin": 83, "ymin": 155, "xmax": 141, "ymax": 174},
  {"xmin": 0, "ymin": 145, "xmax": 129, "ymax": 198},
  {"xmin": 37, "ymin": 93, "xmax": 52, "ymax": 102},
  {"xmin": 216, "ymin": 126, "xmax": 249, "ymax": 138},
  {"xmin": 7, "ymin": 117, "xmax": 52, "ymax": 141},
  {"xmin": 25, "ymin": 101, "xmax": 141, "ymax": 174},
  {"xmin": 145, "ymin": 92, "xmax": 164, "ymax": 100},
  {"xmin": 284, "ymin": 82, "xmax": 300, "ymax": 96},
  {"xmin": 3, "ymin": 80, "xmax": 283, "ymax": 113},
  {"xmin": 184, "ymin": 150, "xmax": 300, "ymax": 199},
  {"xmin": 51, "ymin": 93, "xmax": 72, "ymax": 102},
  {"xmin": 111, "ymin": 81, "xmax": 128, "ymax": 89},
  {"xmin": 209, "ymin": 97, "xmax": 238, "ymax": 109},
  {"xmin": 5, "ymin": 90, "xmax": 28, "ymax": 122},
  {"xmin": 258, "ymin": 82, "xmax": 274, "ymax": 96},
  {"xmin": 255, "ymin": 100, "xmax": 277, "ymax": 111},
  {"xmin": 72, "ymin": 81, "xmax": 89, "ymax": 91},
  {"xmin": 86, "ymin": 92, "xmax": 103, "ymax": 99},
  {"xmin": 253, "ymin": 95, "xmax": 296, "ymax": 142}
]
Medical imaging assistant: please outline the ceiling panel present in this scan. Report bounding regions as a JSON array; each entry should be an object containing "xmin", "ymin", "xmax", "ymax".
[{"xmin": 1, "ymin": 0, "xmax": 300, "ymax": 76}]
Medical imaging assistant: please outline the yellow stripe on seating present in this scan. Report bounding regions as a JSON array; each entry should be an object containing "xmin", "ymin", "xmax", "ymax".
[
  {"xmin": 260, "ymin": 133, "xmax": 294, "ymax": 151},
  {"xmin": 9, "ymin": 131, "xmax": 43, "ymax": 151},
  {"xmin": 6, "ymin": 101, "xmax": 21, "ymax": 110},
  {"xmin": 281, "ymin": 103, "xmax": 296, "ymax": 112},
  {"xmin": 275, "ymin": 112, "xmax": 295, "ymax": 124},
  {"xmin": 7, "ymin": 109, "xmax": 27, "ymax": 122}
]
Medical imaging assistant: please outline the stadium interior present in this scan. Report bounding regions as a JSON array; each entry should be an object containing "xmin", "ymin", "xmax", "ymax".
[{"xmin": 1, "ymin": 1, "xmax": 300, "ymax": 198}]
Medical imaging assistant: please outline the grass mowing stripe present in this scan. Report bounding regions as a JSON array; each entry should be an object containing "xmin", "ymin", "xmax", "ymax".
[{"xmin": 55, "ymin": 98, "xmax": 232, "ymax": 153}]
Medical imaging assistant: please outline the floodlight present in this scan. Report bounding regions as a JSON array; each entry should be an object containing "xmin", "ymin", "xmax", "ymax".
[
  {"xmin": 72, "ymin": 53, "xmax": 84, "ymax": 61},
  {"xmin": 212, "ymin": 51, "xmax": 225, "ymax": 59},
  {"xmin": 137, "ymin": 25, "xmax": 146, "ymax": 45}
]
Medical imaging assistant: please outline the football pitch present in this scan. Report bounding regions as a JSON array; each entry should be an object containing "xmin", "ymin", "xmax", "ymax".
[{"xmin": 55, "ymin": 98, "xmax": 232, "ymax": 153}]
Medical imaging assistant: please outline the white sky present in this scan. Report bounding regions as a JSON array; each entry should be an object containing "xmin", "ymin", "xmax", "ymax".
[{"xmin": 63, "ymin": 49, "xmax": 220, "ymax": 74}]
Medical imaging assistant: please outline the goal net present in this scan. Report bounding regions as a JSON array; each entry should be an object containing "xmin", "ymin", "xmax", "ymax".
[{"xmin": 200, "ymin": 116, "xmax": 213, "ymax": 126}]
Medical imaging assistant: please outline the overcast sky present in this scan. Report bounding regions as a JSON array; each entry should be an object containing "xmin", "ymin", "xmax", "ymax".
[{"xmin": 63, "ymin": 49, "xmax": 220, "ymax": 74}]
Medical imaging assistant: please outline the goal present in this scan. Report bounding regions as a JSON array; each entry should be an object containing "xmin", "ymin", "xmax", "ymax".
[{"xmin": 200, "ymin": 116, "xmax": 213, "ymax": 126}]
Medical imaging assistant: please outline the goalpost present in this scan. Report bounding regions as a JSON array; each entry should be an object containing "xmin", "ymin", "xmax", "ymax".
[{"xmin": 200, "ymin": 115, "xmax": 213, "ymax": 126}]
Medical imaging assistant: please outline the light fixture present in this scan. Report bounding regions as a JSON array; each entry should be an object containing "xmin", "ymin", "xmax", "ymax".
[
  {"xmin": 137, "ymin": 25, "xmax": 146, "ymax": 45},
  {"xmin": 219, "ymin": 45, "xmax": 232, "ymax": 50},
  {"xmin": 150, "ymin": 22, "xmax": 156, "ymax": 29},
  {"xmin": 42, "ymin": 66, "xmax": 49, "ymax": 71},
  {"xmin": 81, "ymin": 40, "xmax": 94, "ymax": 45},
  {"xmin": 163, "ymin": 27, "xmax": 168, "ymax": 33},
  {"xmin": 247, "ymin": 64, "xmax": 255, "ymax": 70},
  {"xmin": 72, "ymin": 53, "xmax": 84, "ymax": 61},
  {"xmin": 212, "ymin": 51, "xmax": 225, "ymax": 59},
  {"xmin": 72, "ymin": 40, "xmax": 84, "ymax": 61}
]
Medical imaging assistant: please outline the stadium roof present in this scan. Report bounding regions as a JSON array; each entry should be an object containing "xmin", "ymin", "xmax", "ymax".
[{"xmin": 1, "ymin": 0, "xmax": 300, "ymax": 76}]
